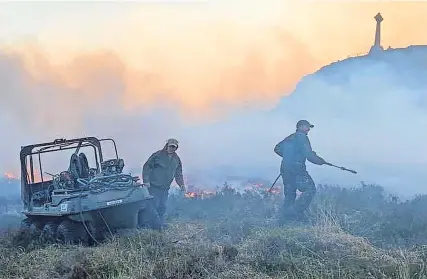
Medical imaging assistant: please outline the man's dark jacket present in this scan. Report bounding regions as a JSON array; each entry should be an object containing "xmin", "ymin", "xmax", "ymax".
[
  {"xmin": 142, "ymin": 145, "xmax": 184, "ymax": 189},
  {"xmin": 274, "ymin": 131, "xmax": 324, "ymax": 174}
]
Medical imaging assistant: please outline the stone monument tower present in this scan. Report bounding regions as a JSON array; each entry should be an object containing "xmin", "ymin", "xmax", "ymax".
[{"xmin": 369, "ymin": 13, "xmax": 384, "ymax": 54}]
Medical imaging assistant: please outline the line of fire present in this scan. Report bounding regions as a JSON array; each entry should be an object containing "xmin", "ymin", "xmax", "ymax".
[{"xmin": 3, "ymin": 172, "xmax": 296, "ymax": 200}]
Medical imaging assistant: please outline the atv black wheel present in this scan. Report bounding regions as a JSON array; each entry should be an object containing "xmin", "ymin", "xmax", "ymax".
[
  {"xmin": 56, "ymin": 219, "xmax": 89, "ymax": 245},
  {"xmin": 30, "ymin": 220, "xmax": 44, "ymax": 234},
  {"xmin": 40, "ymin": 222, "xmax": 59, "ymax": 244},
  {"xmin": 20, "ymin": 218, "xmax": 32, "ymax": 229},
  {"xmin": 94, "ymin": 225, "xmax": 113, "ymax": 243},
  {"xmin": 21, "ymin": 218, "xmax": 43, "ymax": 230},
  {"xmin": 21, "ymin": 218, "xmax": 44, "ymax": 237},
  {"xmin": 13, "ymin": 218, "xmax": 43, "ymax": 248}
]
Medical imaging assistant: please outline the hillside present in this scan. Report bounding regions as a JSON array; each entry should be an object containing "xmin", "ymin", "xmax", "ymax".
[{"xmin": 274, "ymin": 45, "xmax": 427, "ymax": 115}]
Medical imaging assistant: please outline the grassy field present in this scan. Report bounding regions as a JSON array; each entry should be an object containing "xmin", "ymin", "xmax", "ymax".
[{"xmin": 2, "ymin": 183, "xmax": 427, "ymax": 279}]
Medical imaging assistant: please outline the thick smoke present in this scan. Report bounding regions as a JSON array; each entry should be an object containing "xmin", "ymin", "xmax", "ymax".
[
  {"xmin": 181, "ymin": 50, "xmax": 427, "ymax": 197},
  {"xmin": 1, "ymin": 1, "xmax": 427, "ymax": 198},
  {"xmin": 3, "ymin": 47, "xmax": 426, "ymax": 198}
]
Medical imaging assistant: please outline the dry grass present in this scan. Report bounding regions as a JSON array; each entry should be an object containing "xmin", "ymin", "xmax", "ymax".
[
  {"xmin": 1, "ymin": 222, "xmax": 427, "ymax": 278},
  {"xmin": 2, "ymin": 183, "xmax": 427, "ymax": 279}
]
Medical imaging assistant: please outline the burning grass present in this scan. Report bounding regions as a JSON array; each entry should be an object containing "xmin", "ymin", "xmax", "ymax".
[{"xmin": 2, "ymin": 182, "xmax": 427, "ymax": 278}]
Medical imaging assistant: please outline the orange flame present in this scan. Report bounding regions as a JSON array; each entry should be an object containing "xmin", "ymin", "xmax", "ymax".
[
  {"xmin": 183, "ymin": 183, "xmax": 282, "ymax": 199},
  {"xmin": 4, "ymin": 172, "xmax": 16, "ymax": 180},
  {"xmin": 268, "ymin": 187, "xmax": 281, "ymax": 195},
  {"xmin": 185, "ymin": 192, "xmax": 198, "ymax": 198},
  {"xmin": 184, "ymin": 188, "xmax": 216, "ymax": 199}
]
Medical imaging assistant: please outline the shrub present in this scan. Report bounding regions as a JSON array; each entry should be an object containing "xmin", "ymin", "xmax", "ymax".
[{"xmin": 2, "ymin": 182, "xmax": 427, "ymax": 278}]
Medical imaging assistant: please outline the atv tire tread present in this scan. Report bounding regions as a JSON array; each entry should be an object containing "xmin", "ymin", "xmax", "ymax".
[
  {"xmin": 40, "ymin": 222, "xmax": 59, "ymax": 243},
  {"xmin": 57, "ymin": 219, "xmax": 88, "ymax": 245}
]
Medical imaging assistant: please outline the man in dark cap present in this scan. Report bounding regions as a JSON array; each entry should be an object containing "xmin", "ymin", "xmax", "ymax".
[
  {"xmin": 274, "ymin": 120, "xmax": 327, "ymax": 223},
  {"xmin": 142, "ymin": 138, "xmax": 186, "ymax": 228}
]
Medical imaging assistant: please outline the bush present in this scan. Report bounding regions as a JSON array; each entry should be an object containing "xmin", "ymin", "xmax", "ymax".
[{"xmin": 2, "ymin": 182, "xmax": 427, "ymax": 278}]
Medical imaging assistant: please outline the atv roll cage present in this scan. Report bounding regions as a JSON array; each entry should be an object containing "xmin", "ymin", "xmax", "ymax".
[{"xmin": 19, "ymin": 137, "xmax": 119, "ymax": 207}]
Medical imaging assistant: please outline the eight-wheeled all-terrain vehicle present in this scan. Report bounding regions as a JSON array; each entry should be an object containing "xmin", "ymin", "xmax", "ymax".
[{"xmin": 19, "ymin": 137, "xmax": 159, "ymax": 245}]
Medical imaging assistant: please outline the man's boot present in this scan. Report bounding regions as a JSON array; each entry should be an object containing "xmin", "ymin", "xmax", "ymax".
[
  {"xmin": 295, "ymin": 211, "xmax": 310, "ymax": 224},
  {"xmin": 158, "ymin": 214, "xmax": 168, "ymax": 229},
  {"xmin": 279, "ymin": 205, "xmax": 298, "ymax": 225}
]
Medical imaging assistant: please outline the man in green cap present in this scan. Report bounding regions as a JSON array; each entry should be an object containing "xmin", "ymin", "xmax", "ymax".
[
  {"xmin": 142, "ymin": 138, "xmax": 186, "ymax": 228},
  {"xmin": 274, "ymin": 120, "xmax": 327, "ymax": 223}
]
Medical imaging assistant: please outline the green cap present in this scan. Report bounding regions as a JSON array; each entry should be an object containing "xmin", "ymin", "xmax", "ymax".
[
  {"xmin": 166, "ymin": 138, "xmax": 179, "ymax": 147},
  {"xmin": 296, "ymin": 120, "xmax": 314, "ymax": 128}
]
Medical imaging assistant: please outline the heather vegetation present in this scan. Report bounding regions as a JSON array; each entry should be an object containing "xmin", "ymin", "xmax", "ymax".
[{"xmin": 2, "ymin": 182, "xmax": 427, "ymax": 279}]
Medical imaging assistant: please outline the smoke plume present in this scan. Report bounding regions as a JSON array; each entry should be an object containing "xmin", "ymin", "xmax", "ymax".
[{"xmin": 1, "ymin": 1, "xmax": 427, "ymax": 196}]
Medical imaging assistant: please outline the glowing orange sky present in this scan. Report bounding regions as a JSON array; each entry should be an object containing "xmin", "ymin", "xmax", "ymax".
[{"xmin": 2, "ymin": 1, "xmax": 427, "ymax": 118}]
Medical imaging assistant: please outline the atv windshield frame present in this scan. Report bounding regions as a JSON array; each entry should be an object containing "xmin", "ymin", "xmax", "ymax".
[{"xmin": 19, "ymin": 137, "xmax": 119, "ymax": 207}]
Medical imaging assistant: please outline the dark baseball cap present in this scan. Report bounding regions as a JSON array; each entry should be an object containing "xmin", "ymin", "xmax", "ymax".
[{"xmin": 296, "ymin": 120, "xmax": 314, "ymax": 128}]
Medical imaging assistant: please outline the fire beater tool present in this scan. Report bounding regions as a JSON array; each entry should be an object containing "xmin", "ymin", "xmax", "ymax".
[
  {"xmin": 268, "ymin": 162, "xmax": 357, "ymax": 193},
  {"xmin": 324, "ymin": 162, "xmax": 357, "ymax": 174},
  {"xmin": 267, "ymin": 174, "xmax": 281, "ymax": 193}
]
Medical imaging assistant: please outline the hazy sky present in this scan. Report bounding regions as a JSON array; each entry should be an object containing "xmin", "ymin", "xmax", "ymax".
[
  {"xmin": 1, "ymin": 1, "xmax": 426, "ymax": 196},
  {"xmin": 1, "ymin": 1, "xmax": 426, "ymax": 115}
]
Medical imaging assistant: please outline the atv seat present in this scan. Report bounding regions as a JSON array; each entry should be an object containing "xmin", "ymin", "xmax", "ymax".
[
  {"xmin": 68, "ymin": 152, "xmax": 91, "ymax": 185},
  {"xmin": 32, "ymin": 189, "xmax": 50, "ymax": 206}
]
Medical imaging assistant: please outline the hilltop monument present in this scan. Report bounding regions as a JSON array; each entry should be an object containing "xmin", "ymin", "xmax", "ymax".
[{"xmin": 369, "ymin": 13, "xmax": 384, "ymax": 54}]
